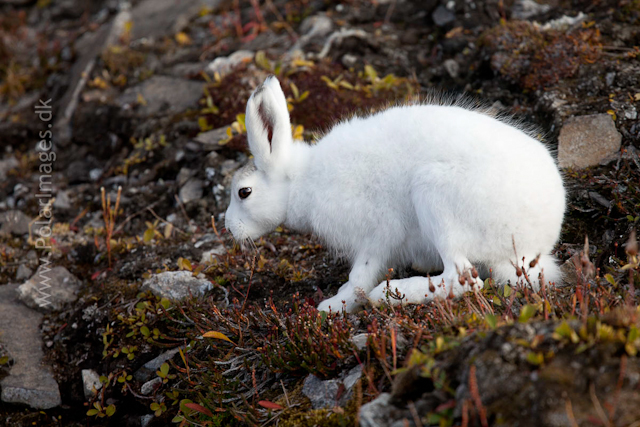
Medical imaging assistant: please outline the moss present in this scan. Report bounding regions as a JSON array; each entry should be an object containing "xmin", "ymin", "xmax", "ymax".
[{"xmin": 481, "ymin": 21, "xmax": 601, "ymax": 91}]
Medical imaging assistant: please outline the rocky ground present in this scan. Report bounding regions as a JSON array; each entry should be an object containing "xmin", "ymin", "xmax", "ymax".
[{"xmin": 0, "ymin": 0, "xmax": 639, "ymax": 425}]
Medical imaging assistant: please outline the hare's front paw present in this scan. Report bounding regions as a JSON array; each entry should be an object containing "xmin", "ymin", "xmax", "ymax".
[{"xmin": 317, "ymin": 288, "xmax": 364, "ymax": 313}]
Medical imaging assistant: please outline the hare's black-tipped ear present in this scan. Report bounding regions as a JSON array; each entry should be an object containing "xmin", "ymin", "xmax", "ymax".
[{"xmin": 245, "ymin": 76, "xmax": 293, "ymax": 172}]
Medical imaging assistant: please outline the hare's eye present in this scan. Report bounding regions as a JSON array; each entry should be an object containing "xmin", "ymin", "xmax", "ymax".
[{"xmin": 238, "ymin": 187, "xmax": 252, "ymax": 199}]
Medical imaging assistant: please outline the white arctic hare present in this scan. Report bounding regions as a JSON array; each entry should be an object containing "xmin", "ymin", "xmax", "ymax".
[{"xmin": 225, "ymin": 75, "xmax": 565, "ymax": 313}]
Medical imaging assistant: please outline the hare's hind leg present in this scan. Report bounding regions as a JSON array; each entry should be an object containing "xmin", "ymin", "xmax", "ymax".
[
  {"xmin": 369, "ymin": 182, "xmax": 483, "ymax": 306},
  {"xmin": 489, "ymin": 253, "xmax": 562, "ymax": 290},
  {"xmin": 368, "ymin": 256, "xmax": 483, "ymax": 306}
]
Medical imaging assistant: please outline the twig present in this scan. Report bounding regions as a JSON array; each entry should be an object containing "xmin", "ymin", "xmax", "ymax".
[
  {"xmin": 565, "ymin": 399, "xmax": 580, "ymax": 427},
  {"xmin": 146, "ymin": 207, "xmax": 188, "ymax": 236},
  {"xmin": 383, "ymin": 0, "xmax": 397, "ymax": 24},
  {"xmin": 608, "ymin": 355, "xmax": 627, "ymax": 423},
  {"xmin": 280, "ymin": 380, "xmax": 290, "ymax": 407},
  {"xmin": 407, "ymin": 401, "xmax": 423, "ymax": 427},
  {"xmin": 101, "ymin": 186, "xmax": 122, "ymax": 268},
  {"xmin": 589, "ymin": 382, "xmax": 611, "ymax": 427},
  {"xmin": 469, "ymin": 365, "xmax": 488, "ymax": 427},
  {"xmin": 264, "ymin": 0, "xmax": 297, "ymax": 40},
  {"xmin": 113, "ymin": 199, "xmax": 161, "ymax": 234},
  {"xmin": 240, "ymin": 255, "xmax": 257, "ymax": 313},
  {"xmin": 174, "ymin": 194, "xmax": 190, "ymax": 225}
]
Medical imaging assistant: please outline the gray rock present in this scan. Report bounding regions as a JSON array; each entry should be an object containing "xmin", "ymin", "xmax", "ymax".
[
  {"xmin": 432, "ymin": 5, "xmax": 455, "ymax": 27},
  {"xmin": 179, "ymin": 178, "xmax": 204, "ymax": 204},
  {"xmin": 0, "ymin": 284, "xmax": 61, "ymax": 409},
  {"xmin": 53, "ymin": 18, "xmax": 112, "ymax": 146},
  {"xmin": 511, "ymin": 0, "xmax": 551, "ymax": 20},
  {"xmin": 0, "ymin": 156, "xmax": 18, "ymax": 180},
  {"xmin": 300, "ymin": 14, "xmax": 334, "ymax": 38},
  {"xmin": 624, "ymin": 105, "xmax": 637, "ymax": 120},
  {"xmin": 200, "ymin": 244, "xmax": 226, "ymax": 264},
  {"xmin": 342, "ymin": 54, "xmax": 358, "ymax": 68},
  {"xmin": 350, "ymin": 333, "xmax": 369, "ymax": 351},
  {"xmin": 176, "ymin": 167, "xmax": 196, "ymax": 187},
  {"xmin": 220, "ymin": 159, "xmax": 241, "ymax": 176},
  {"xmin": 168, "ymin": 61, "xmax": 209, "ymax": 78},
  {"xmin": 359, "ymin": 393, "xmax": 394, "ymax": 427},
  {"xmin": 605, "ymin": 72, "xmax": 616, "ymax": 87},
  {"xmin": 0, "ymin": 210, "xmax": 31, "ymax": 236},
  {"xmin": 359, "ymin": 391, "xmax": 424, "ymax": 427},
  {"xmin": 140, "ymin": 414, "xmax": 154, "ymax": 427},
  {"xmin": 141, "ymin": 271, "xmax": 213, "ymax": 301},
  {"xmin": 560, "ymin": 257, "xmax": 579, "ymax": 288},
  {"xmin": 134, "ymin": 347, "xmax": 183, "ymax": 382},
  {"xmin": 17, "ymin": 266, "xmax": 81, "ymax": 313},
  {"xmin": 302, "ymin": 365, "xmax": 362, "ymax": 409},
  {"xmin": 116, "ymin": 76, "xmax": 204, "ymax": 116},
  {"xmin": 443, "ymin": 59, "xmax": 459, "ymax": 78},
  {"xmin": 81, "ymin": 369, "xmax": 102, "ymax": 400},
  {"xmin": 130, "ymin": 0, "xmax": 221, "ymax": 41},
  {"xmin": 194, "ymin": 127, "xmax": 229, "ymax": 151},
  {"xmin": 141, "ymin": 377, "xmax": 162, "ymax": 395},
  {"xmin": 53, "ymin": 190, "xmax": 72, "ymax": 210},
  {"xmin": 15, "ymin": 264, "xmax": 33, "ymax": 281},
  {"xmin": 194, "ymin": 233, "xmax": 219, "ymax": 248},
  {"xmin": 290, "ymin": 14, "xmax": 334, "ymax": 53},
  {"xmin": 206, "ymin": 50, "xmax": 254, "ymax": 77},
  {"xmin": 558, "ymin": 114, "xmax": 622, "ymax": 169}
]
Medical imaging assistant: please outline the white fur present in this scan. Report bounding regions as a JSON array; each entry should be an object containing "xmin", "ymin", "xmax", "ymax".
[{"xmin": 225, "ymin": 76, "xmax": 566, "ymax": 313}]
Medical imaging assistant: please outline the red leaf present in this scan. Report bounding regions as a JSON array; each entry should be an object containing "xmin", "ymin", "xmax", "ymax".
[
  {"xmin": 91, "ymin": 270, "xmax": 103, "ymax": 281},
  {"xmin": 435, "ymin": 400, "xmax": 457, "ymax": 412},
  {"xmin": 258, "ymin": 400, "xmax": 284, "ymax": 410},
  {"xmin": 183, "ymin": 403, "xmax": 214, "ymax": 417}
]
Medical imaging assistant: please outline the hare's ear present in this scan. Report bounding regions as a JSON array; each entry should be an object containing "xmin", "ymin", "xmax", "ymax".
[{"xmin": 245, "ymin": 76, "xmax": 292, "ymax": 172}]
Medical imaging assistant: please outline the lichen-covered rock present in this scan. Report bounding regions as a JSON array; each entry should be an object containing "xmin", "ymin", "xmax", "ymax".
[
  {"xmin": 361, "ymin": 320, "xmax": 640, "ymax": 427},
  {"xmin": 141, "ymin": 271, "xmax": 212, "ymax": 301},
  {"xmin": 0, "ymin": 284, "xmax": 61, "ymax": 409},
  {"xmin": 81, "ymin": 369, "xmax": 102, "ymax": 400},
  {"xmin": 302, "ymin": 365, "xmax": 362, "ymax": 409},
  {"xmin": 116, "ymin": 76, "xmax": 204, "ymax": 116},
  {"xmin": 0, "ymin": 210, "xmax": 31, "ymax": 236},
  {"xmin": 17, "ymin": 266, "xmax": 81, "ymax": 313}
]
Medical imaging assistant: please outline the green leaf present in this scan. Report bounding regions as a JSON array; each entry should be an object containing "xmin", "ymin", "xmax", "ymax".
[
  {"xmin": 364, "ymin": 64, "xmax": 378, "ymax": 82},
  {"xmin": 160, "ymin": 363, "xmax": 170, "ymax": 377},
  {"xmin": 143, "ymin": 228, "xmax": 155, "ymax": 243},
  {"xmin": 255, "ymin": 51, "xmax": 272, "ymax": 71},
  {"xmin": 575, "ymin": 343, "xmax": 589, "ymax": 354},
  {"xmin": 87, "ymin": 409, "xmax": 99, "ymax": 416},
  {"xmin": 0, "ymin": 356, "xmax": 9, "ymax": 365},
  {"xmin": 485, "ymin": 313, "xmax": 497, "ymax": 330},
  {"xmin": 503, "ymin": 285, "xmax": 513, "ymax": 297},
  {"xmin": 140, "ymin": 326, "xmax": 150, "ymax": 337},
  {"xmin": 202, "ymin": 331, "xmax": 236, "ymax": 345},
  {"xmin": 526, "ymin": 351, "xmax": 544, "ymax": 365},
  {"xmin": 290, "ymin": 82, "xmax": 299, "ymax": 99},
  {"xmin": 519, "ymin": 304, "xmax": 537, "ymax": 323},
  {"xmin": 105, "ymin": 404, "xmax": 116, "ymax": 417},
  {"xmin": 604, "ymin": 273, "xmax": 616, "ymax": 286},
  {"xmin": 198, "ymin": 116, "xmax": 212, "ymax": 132}
]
